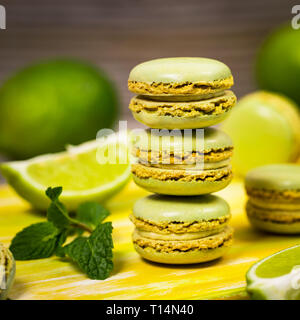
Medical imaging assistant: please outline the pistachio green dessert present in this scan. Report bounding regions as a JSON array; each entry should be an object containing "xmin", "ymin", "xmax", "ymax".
[
  {"xmin": 128, "ymin": 57, "xmax": 236, "ymax": 128},
  {"xmin": 130, "ymin": 194, "xmax": 233, "ymax": 264},
  {"xmin": 128, "ymin": 57, "xmax": 235, "ymax": 265},
  {"xmin": 131, "ymin": 127, "xmax": 233, "ymax": 195},
  {"xmin": 0, "ymin": 243, "xmax": 15, "ymax": 300},
  {"xmin": 245, "ymin": 164, "xmax": 300, "ymax": 234}
]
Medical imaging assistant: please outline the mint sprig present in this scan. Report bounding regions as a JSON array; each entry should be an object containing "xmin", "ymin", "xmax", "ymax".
[
  {"xmin": 9, "ymin": 187, "xmax": 113, "ymax": 280},
  {"xmin": 46, "ymin": 187, "xmax": 93, "ymax": 233}
]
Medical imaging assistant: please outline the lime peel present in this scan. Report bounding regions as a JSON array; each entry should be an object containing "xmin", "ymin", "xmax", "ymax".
[{"xmin": 246, "ymin": 245, "xmax": 300, "ymax": 300}]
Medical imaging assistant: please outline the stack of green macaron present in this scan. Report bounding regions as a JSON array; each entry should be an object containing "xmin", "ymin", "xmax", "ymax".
[{"xmin": 128, "ymin": 57, "xmax": 236, "ymax": 264}]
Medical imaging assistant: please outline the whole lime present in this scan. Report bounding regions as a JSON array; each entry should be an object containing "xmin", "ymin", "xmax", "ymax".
[
  {"xmin": 256, "ymin": 25, "xmax": 300, "ymax": 108},
  {"xmin": 221, "ymin": 91, "xmax": 300, "ymax": 176},
  {"xmin": 0, "ymin": 59, "xmax": 119, "ymax": 159}
]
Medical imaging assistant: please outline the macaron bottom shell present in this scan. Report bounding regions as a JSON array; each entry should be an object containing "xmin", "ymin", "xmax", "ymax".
[
  {"xmin": 132, "ymin": 226, "xmax": 233, "ymax": 265},
  {"xmin": 129, "ymin": 90, "xmax": 236, "ymax": 129},
  {"xmin": 132, "ymin": 173, "xmax": 232, "ymax": 196},
  {"xmin": 132, "ymin": 110, "xmax": 230, "ymax": 129},
  {"xmin": 133, "ymin": 244, "xmax": 231, "ymax": 264},
  {"xmin": 247, "ymin": 216, "xmax": 300, "ymax": 234},
  {"xmin": 246, "ymin": 201, "xmax": 300, "ymax": 234}
]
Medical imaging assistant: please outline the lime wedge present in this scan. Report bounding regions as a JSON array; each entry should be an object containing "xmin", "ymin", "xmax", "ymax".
[
  {"xmin": 246, "ymin": 245, "xmax": 300, "ymax": 300},
  {"xmin": 1, "ymin": 137, "xmax": 131, "ymax": 211}
]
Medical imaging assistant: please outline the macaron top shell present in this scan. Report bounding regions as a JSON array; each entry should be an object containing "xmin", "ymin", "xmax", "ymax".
[
  {"xmin": 129, "ymin": 57, "xmax": 232, "ymax": 83},
  {"xmin": 245, "ymin": 164, "xmax": 300, "ymax": 191},
  {"xmin": 133, "ymin": 127, "xmax": 233, "ymax": 153},
  {"xmin": 133, "ymin": 194, "xmax": 230, "ymax": 223}
]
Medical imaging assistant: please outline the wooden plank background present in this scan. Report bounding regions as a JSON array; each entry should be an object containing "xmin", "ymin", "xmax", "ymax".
[{"xmin": 0, "ymin": 0, "xmax": 296, "ymax": 122}]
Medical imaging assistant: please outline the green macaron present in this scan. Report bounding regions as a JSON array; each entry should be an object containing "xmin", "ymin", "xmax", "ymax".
[
  {"xmin": 131, "ymin": 127, "xmax": 233, "ymax": 195},
  {"xmin": 245, "ymin": 164, "xmax": 300, "ymax": 234},
  {"xmin": 0, "ymin": 243, "xmax": 15, "ymax": 300},
  {"xmin": 130, "ymin": 194, "xmax": 233, "ymax": 264},
  {"xmin": 128, "ymin": 57, "xmax": 236, "ymax": 129}
]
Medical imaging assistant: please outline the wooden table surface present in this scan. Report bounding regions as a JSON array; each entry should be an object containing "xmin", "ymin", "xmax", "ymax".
[{"xmin": 1, "ymin": 179, "xmax": 300, "ymax": 300}]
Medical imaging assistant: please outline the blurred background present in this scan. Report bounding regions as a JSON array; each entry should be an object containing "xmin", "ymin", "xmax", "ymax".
[
  {"xmin": 0, "ymin": 0, "xmax": 299, "ymax": 178},
  {"xmin": 0, "ymin": 0, "xmax": 297, "ymax": 122}
]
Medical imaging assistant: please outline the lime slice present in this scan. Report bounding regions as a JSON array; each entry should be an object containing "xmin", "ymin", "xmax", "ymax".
[
  {"xmin": 1, "ymin": 136, "xmax": 131, "ymax": 211},
  {"xmin": 246, "ymin": 245, "xmax": 300, "ymax": 300}
]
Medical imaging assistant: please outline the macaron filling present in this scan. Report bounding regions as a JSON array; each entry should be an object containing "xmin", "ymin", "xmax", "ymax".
[
  {"xmin": 131, "ymin": 163, "xmax": 232, "ymax": 182},
  {"xmin": 132, "ymin": 226, "xmax": 233, "ymax": 253},
  {"xmin": 137, "ymin": 92, "xmax": 225, "ymax": 102},
  {"xmin": 136, "ymin": 228, "xmax": 223, "ymax": 241},
  {"xmin": 132, "ymin": 146, "xmax": 233, "ymax": 165},
  {"xmin": 129, "ymin": 90, "xmax": 237, "ymax": 117},
  {"xmin": 248, "ymin": 196, "xmax": 300, "ymax": 211},
  {"xmin": 247, "ymin": 201, "xmax": 300, "ymax": 224},
  {"xmin": 149, "ymin": 159, "xmax": 231, "ymax": 170},
  {"xmin": 130, "ymin": 214, "xmax": 230, "ymax": 234},
  {"xmin": 128, "ymin": 77, "xmax": 234, "ymax": 97},
  {"xmin": 246, "ymin": 187, "xmax": 300, "ymax": 202}
]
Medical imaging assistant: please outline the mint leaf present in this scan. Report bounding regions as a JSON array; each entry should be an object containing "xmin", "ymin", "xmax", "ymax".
[
  {"xmin": 54, "ymin": 229, "xmax": 69, "ymax": 258},
  {"xmin": 76, "ymin": 202, "xmax": 110, "ymax": 229},
  {"xmin": 9, "ymin": 222, "xmax": 60, "ymax": 260},
  {"xmin": 45, "ymin": 186, "xmax": 62, "ymax": 201},
  {"xmin": 65, "ymin": 222, "xmax": 113, "ymax": 279},
  {"xmin": 46, "ymin": 187, "xmax": 70, "ymax": 229}
]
